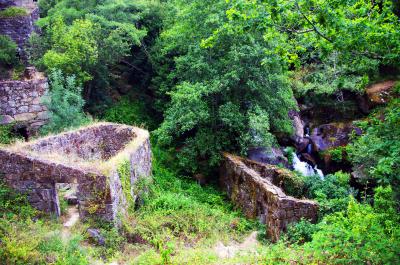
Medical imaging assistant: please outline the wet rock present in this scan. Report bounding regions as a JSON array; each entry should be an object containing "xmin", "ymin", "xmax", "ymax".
[
  {"xmin": 288, "ymin": 109, "xmax": 304, "ymax": 139},
  {"xmin": 310, "ymin": 122, "xmax": 362, "ymax": 152},
  {"xmin": 365, "ymin": 80, "xmax": 397, "ymax": 107},
  {"xmin": 87, "ymin": 228, "xmax": 106, "ymax": 246},
  {"xmin": 248, "ymin": 147, "xmax": 289, "ymax": 168},
  {"xmin": 300, "ymin": 153, "xmax": 316, "ymax": 166},
  {"xmin": 356, "ymin": 94, "xmax": 370, "ymax": 114},
  {"xmin": 295, "ymin": 137, "xmax": 310, "ymax": 154}
]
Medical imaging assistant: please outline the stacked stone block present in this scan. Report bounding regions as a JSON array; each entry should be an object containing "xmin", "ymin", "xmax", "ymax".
[
  {"xmin": 220, "ymin": 153, "xmax": 318, "ymax": 242},
  {"xmin": 0, "ymin": 68, "xmax": 48, "ymax": 132},
  {"xmin": 0, "ymin": 123, "xmax": 152, "ymax": 223}
]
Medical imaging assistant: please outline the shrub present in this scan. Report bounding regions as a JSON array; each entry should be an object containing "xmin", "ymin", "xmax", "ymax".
[
  {"xmin": 0, "ymin": 35, "xmax": 18, "ymax": 66},
  {"xmin": 303, "ymin": 171, "xmax": 354, "ymax": 217},
  {"xmin": 0, "ymin": 123, "xmax": 14, "ymax": 144},
  {"xmin": 122, "ymin": 144, "xmax": 255, "ymax": 251},
  {"xmin": 303, "ymin": 186, "xmax": 400, "ymax": 265},
  {"xmin": 0, "ymin": 7, "xmax": 27, "ymax": 18},
  {"xmin": 103, "ymin": 96, "xmax": 156, "ymax": 130},
  {"xmin": 349, "ymin": 99, "xmax": 400, "ymax": 200},
  {"xmin": 0, "ymin": 180, "xmax": 36, "ymax": 220},
  {"xmin": 41, "ymin": 69, "xmax": 91, "ymax": 134},
  {"xmin": 286, "ymin": 219, "xmax": 320, "ymax": 244}
]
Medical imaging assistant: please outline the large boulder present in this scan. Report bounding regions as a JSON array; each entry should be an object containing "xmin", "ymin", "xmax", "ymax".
[
  {"xmin": 310, "ymin": 122, "xmax": 362, "ymax": 152},
  {"xmin": 288, "ymin": 109, "xmax": 304, "ymax": 140},
  {"xmin": 247, "ymin": 147, "xmax": 289, "ymax": 168}
]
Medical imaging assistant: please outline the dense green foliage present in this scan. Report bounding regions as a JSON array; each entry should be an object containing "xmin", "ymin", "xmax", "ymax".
[
  {"xmin": 41, "ymin": 70, "xmax": 90, "ymax": 134},
  {"xmin": 0, "ymin": 35, "xmax": 18, "ymax": 67},
  {"xmin": 103, "ymin": 96, "xmax": 156, "ymax": 130},
  {"xmin": 31, "ymin": 0, "xmax": 163, "ymax": 111},
  {"xmin": 302, "ymin": 186, "xmax": 400, "ymax": 265},
  {"xmin": 153, "ymin": 0, "xmax": 295, "ymax": 172},
  {"xmin": 0, "ymin": 123, "xmax": 14, "ymax": 145},
  {"xmin": 304, "ymin": 171, "xmax": 354, "ymax": 216},
  {"xmin": 216, "ymin": 0, "xmax": 400, "ymax": 95},
  {"xmin": 121, "ymin": 145, "xmax": 256, "ymax": 263},
  {"xmin": 0, "ymin": 0, "xmax": 399, "ymax": 263},
  {"xmin": 350, "ymin": 98, "xmax": 400, "ymax": 198},
  {"xmin": 266, "ymin": 187, "xmax": 400, "ymax": 265}
]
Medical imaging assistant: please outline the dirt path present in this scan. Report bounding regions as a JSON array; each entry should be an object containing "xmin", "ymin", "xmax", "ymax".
[
  {"xmin": 214, "ymin": 231, "xmax": 259, "ymax": 259},
  {"xmin": 61, "ymin": 205, "xmax": 80, "ymax": 241}
]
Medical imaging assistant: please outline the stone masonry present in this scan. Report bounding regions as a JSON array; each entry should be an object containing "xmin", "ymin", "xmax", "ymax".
[
  {"xmin": 0, "ymin": 123, "xmax": 152, "ymax": 224},
  {"xmin": 0, "ymin": 1, "xmax": 49, "ymax": 132},
  {"xmin": 0, "ymin": 67, "xmax": 48, "ymax": 132},
  {"xmin": 220, "ymin": 153, "xmax": 318, "ymax": 242},
  {"xmin": 0, "ymin": 0, "xmax": 39, "ymax": 61}
]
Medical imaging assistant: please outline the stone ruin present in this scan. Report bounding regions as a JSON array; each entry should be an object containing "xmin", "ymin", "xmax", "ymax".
[
  {"xmin": 0, "ymin": 67, "xmax": 48, "ymax": 134},
  {"xmin": 0, "ymin": 0, "xmax": 49, "ymax": 134},
  {"xmin": 0, "ymin": 123, "xmax": 152, "ymax": 223},
  {"xmin": 0, "ymin": 0, "xmax": 39, "ymax": 61},
  {"xmin": 220, "ymin": 153, "xmax": 318, "ymax": 242}
]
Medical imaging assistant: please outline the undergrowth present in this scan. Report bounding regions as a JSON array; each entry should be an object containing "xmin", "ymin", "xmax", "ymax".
[
  {"xmin": 0, "ymin": 181, "xmax": 90, "ymax": 265},
  {"xmin": 0, "ymin": 7, "xmax": 28, "ymax": 18},
  {"xmin": 121, "ymin": 144, "xmax": 257, "ymax": 263}
]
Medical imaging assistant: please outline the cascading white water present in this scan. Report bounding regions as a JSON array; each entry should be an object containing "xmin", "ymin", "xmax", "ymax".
[{"xmin": 292, "ymin": 155, "xmax": 324, "ymax": 179}]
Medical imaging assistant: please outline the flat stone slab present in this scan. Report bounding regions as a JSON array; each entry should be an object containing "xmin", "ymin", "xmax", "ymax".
[{"xmin": 0, "ymin": 122, "xmax": 152, "ymax": 224}]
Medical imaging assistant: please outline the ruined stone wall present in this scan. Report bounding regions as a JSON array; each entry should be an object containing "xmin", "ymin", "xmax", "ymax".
[
  {"xmin": 0, "ymin": 6, "xmax": 39, "ymax": 60},
  {"xmin": 220, "ymin": 153, "xmax": 318, "ymax": 242},
  {"xmin": 0, "ymin": 123, "xmax": 152, "ymax": 224},
  {"xmin": 29, "ymin": 124, "xmax": 137, "ymax": 160},
  {"xmin": 0, "ymin": 148, "xmax": 110, "ymax": 217},
  {"xmin": 0, "ymin": 70, "xmax": 48, "ymax": 131}
]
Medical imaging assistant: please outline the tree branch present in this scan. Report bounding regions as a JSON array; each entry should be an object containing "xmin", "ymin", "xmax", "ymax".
[{"xmin": 295, "ymin": 2, "xmax": 332, "ymax": 42}]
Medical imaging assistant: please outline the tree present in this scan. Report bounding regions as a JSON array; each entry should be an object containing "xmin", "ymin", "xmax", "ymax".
[
  {"xmin": 40, "ymin": 17, "xmax": 99, "ymax": 84},
  {"xmin": 215, "ymin": 0, "xmax": 400, "ymax": 96},
  {"xmin": 153, "ymin": 0, "xmax": 295, "ymax": 172}
]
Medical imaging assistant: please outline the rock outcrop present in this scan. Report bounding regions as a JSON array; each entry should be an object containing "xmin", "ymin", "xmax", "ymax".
[
  {"xmin": 247, "ymin": 147, "xmax": 289, "ymax": 168},
  {"xmin": 310, "ymin": 121, "xmax": 362, "ymax": 153},
  {"xmin": 220, "ymin": 153, "xmax": 318, "ymax": 242},
  {"xmin": 365, "ymin": 80, "xmax": 397, "ymax": 107},
  {"xmin": 0, "ymin": 123, "xmax": 152, "ymax": 224}
]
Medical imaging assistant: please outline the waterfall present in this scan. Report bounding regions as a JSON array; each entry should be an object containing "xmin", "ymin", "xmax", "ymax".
[{"xmin": 292, "ymin": 155, "xmax": 324, "ymax": 179}]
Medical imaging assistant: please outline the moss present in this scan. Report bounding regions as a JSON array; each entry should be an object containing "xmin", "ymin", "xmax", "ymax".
[
  {"xmin": 117, "ymin": 160, "xmax": 135, "ymax": 209},
  {"xmin": 0, "ymin": 7, "xmax": 28, "ymax": 18}
]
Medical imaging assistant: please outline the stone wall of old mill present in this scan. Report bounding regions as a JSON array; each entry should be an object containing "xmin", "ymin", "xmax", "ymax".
[
  {"xmin": 220, "ymin": 153, "xmax": 318, "ymax": 242},
  {"xmin": 0, "ymin": 68, "xmax": 48, "ymax": 132}
]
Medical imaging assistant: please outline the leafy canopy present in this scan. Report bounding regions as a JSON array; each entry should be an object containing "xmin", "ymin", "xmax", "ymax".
[
  {"xmin": 153, "ymin": 0, "xmax": 295, "ymax": 172},
  {"xmin": 213, "ymin": 0, "xmax": 400, "ymax": 95}
]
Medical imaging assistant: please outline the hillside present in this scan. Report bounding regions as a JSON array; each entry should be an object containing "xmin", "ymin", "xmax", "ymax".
[{"xmin": 0, "ymin": 0, "xmax": 399, "ymax": 264}]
